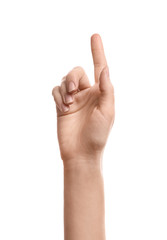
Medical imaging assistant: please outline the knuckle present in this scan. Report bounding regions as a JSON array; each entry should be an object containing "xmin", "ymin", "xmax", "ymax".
[
  {"xmin": 66, "ymin": 66, "xmax": 85, "ymax": 82},
  {"xmin": 60, "ymin": 81, "xmax": 66, "ymax": 89},
  {"xmin": 73, "ymin": 66, "xmax": 84, "ymax": 72},
  {"xmin": 52, "ymin": 86, "xmax": 59, "ymax": 96},
  {"xmin": 61, "ymin": 76, "xmax": 66, "ymax": 83},
  {"xmin": 66, "ymin": 72, "xmax": 74, "ymax": 83}
]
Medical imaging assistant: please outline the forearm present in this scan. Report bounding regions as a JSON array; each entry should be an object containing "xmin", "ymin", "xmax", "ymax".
[{"xmin": 63, "ymin": 157, "xmax": 106, "ymax": 240}]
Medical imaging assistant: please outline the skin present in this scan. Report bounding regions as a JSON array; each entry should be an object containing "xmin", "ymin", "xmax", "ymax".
[{"xmin": 52, "ymin": 34, "xmax": 115, "ymax": 240}]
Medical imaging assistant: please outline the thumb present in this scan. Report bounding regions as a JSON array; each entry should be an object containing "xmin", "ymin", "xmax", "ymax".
[
  {"xmin": 99, "ymin": 65, "xmax": 112, "ymax": 95},
  {"xmin": 98, "ymin": 65, "xmax": 115, "ymax": 115}
]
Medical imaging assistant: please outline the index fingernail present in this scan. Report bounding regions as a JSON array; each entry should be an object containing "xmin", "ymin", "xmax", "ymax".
[{"xmin": 68, "ymin": 81, "xmax": 76, "ymax": 92}]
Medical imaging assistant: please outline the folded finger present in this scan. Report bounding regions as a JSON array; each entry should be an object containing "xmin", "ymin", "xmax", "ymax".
[
  {"xmin": 65, "ymin": 66, "xmax": 90, "ymax": 93},
  {"xmin": 52, "ymin": 86, "xmax": 70, "ymax": 113},
  {"xmin": 60, "ymin": 81, "xmax": 74, "ymax": 105}
]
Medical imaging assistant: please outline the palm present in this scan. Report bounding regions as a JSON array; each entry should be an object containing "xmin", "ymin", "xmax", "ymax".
[{"xmin": 57, "ymin": 84, "xmax": 113, "ymax": 161}]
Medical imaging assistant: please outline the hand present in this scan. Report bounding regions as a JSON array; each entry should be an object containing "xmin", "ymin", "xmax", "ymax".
[{"xmin": 52, "ymin": 34, "xmax": 115, "ymax": 163}]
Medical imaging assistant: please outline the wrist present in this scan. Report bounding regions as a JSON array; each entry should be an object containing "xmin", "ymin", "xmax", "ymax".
[{"xmin": 63, "ymin": 152, "xmax": 103, "ymax": 170}]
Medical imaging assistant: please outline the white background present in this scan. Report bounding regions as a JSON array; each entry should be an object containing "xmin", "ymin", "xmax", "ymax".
[{"xmin": 0, "ymin": 0, "xmax": 167, "ymax": 239}]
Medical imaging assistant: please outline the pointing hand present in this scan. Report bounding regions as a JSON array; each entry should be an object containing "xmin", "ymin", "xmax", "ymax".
[{"xmin": 52, "ymin": 34, "xmax": 115, "ymax": 164}]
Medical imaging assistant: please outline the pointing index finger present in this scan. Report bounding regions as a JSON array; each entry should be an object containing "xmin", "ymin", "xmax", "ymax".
[{"xmin": 91, "ymin": 34, "xmax": 107, "ymax": 83}]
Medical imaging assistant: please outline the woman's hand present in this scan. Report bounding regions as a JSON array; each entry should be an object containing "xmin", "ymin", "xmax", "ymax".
[{"xmin": 52, "ymin": 34, "xmax": 115, "ymax": 164}]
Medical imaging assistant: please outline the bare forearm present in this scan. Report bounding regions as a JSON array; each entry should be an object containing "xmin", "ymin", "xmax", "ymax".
[{"xmin": 63, "ymin": 158, "xmax": 105, "ymax": 240}]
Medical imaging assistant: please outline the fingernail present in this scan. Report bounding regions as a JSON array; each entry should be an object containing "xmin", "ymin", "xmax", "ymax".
[
  {"xmin": 68, "ymin": 81, "xmax": 76, "ymax": 92},
  {"xmin": 61, "ymin": 103, "xmax": 70, "ymax": 112},
  {"xmin": 65, "ymin": 94, "xmax": 73, "ymax": 104}
]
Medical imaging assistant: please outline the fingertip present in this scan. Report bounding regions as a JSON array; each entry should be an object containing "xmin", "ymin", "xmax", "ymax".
[
  {"xmin": 61, "ymin": 103, "xmax": 70, "ymax": 113},
  {"xmin": 91, "ymin": 33, "xmax": 103, "ymax": 50},
  {"xmin": 91, "ymin": 33, "xmax": 102, "ymax": 44}
]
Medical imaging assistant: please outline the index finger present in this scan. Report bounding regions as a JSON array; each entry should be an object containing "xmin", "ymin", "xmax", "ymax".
[{"xmin": 91, "ymin": 34, "xmax": 107, "ymax": 83}]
